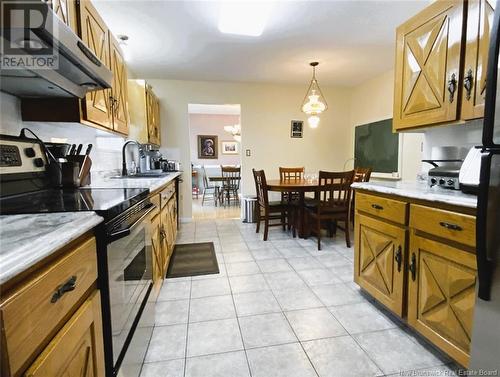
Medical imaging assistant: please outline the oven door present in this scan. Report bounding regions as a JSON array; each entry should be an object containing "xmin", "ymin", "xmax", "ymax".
[{"xmin": 107, "ymin": 202, "xmax": 155, "ymax": 371}]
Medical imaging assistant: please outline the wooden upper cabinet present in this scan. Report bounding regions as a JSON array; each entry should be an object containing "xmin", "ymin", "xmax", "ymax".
[
  {"xmin": 462, "ymin": 0, "xmax": 496, "ymax": 120},
  {"xmin": 78, "ymin": 0, "xmax": 112, "ymax": 130},
  {"xmin": 128, "ymin": 80, "xmax": 161, "ymax": 145},
  {"xmin": 394, "ymin": 1, "xmax": 465, "ymax": 131},
  {"xmin": 51, "ymin": 0, "xmax": 77, "ymax": 33},
  {"xmin": 110, "ymin": 36, "xmax": 129, "ymax": 135},
  {"xmin": 354, "ymin": 214, "xmax": 406, "ymax": 316},
  {"xmin": 146, "ymin": 86, "xmax": 161, "ymax": 146},
  {"xmin": 408, "ymin": 234, "xmax": 477, "ymax": 367}
]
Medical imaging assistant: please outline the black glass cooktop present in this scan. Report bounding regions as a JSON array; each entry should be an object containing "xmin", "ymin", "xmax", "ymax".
[{"xmin": 0, "ymin": 187, "xmax": 150, "ymax": 221}]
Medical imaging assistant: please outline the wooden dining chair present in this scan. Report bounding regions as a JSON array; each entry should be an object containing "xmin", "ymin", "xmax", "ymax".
[
  {"xmin": 305, "ymin": 170, "xmax": 355, "ymax": 250},
  {"xmin": 351, "ymin": 167, "xmax": 372, "ymax": 223},
  {"xmin": 253, "ymin": 169, "xmax": 288, "ymax": 241},
  {"xmin": 354, "ymin": 167, "xmax": 372, "ymax": 182},
  {"xmin": 220, "ymin": 165, "xmax": 241, "ymax": 206},
  {"xmin": 279, "ymin": 167, "xmax": 304, "ymax": 237},
  {"xmin": 201, "ymin": 166, "xmax": 219, "ymax": 206}
]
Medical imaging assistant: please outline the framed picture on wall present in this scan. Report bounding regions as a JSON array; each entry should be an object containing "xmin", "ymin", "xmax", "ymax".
[
  {"xmin": 291, "ymin": 120, "xmax": 303, "ymax": 138},
  {"xmin": 198, "ymin": 135, "xmax": 218, "ymax": 159},
  {"xmin": 221, "ymin": 141, "xmax": 239, "ymax": 155}
]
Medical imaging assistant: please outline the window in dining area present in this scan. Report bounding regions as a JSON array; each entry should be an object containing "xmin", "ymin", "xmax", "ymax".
[{"xmin": 188, "ymin": 104, "xmax": 242, "ymax": 219}]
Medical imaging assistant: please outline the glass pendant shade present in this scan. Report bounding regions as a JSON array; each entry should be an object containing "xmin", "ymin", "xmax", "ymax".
[
  {"xmin": 224, "ymin": 124, "xmax": 241, "ymax": 142},
  {"xmin": 301, "ymin": 62, "xmax": 328, "ymax": 115},
  {"xmin": 308, "ymin": 115, "xmax": 320, "ymax": 128}
]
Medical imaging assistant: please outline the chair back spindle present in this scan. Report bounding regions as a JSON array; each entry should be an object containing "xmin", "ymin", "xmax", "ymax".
[{"xmin": 354, "ymin": 167, "xmax": 372, "ymax": 183}]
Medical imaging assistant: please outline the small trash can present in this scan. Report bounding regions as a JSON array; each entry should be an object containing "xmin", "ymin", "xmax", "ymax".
[{"xmin": 241, "ymin": 196, "xmax": 258, "ymax": 223}]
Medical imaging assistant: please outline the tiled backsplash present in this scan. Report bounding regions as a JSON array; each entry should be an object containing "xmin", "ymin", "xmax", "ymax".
[{"xmin": 0, "ymin": 92, "xmax": 128, "ymax": 174}]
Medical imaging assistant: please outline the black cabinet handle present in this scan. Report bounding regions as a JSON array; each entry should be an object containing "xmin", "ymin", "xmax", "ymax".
[
  {"xmin": 464, "ymin": 68, "xmax": 473, "ymax": 101},
  {"xmin": 409, "ymin": 253, "xmax": 417, "ymax": 281},
  {"xmin": 371, "ymin": 204, "xmax": 383, "ymax": 210},
  {"xmin": 51, "ymin": 276, "xmax": 77, "ymax": 303},
  {"xmin": 395, "ymin": 245, "xmax": 403, "ymax": 272},
  {"xmin": 439, "ymin": 221, "xmax": 462, "ymax": 231},
  {"xmin": 448, "ymin": 73, "xmax": 457, "ymax": 103}
]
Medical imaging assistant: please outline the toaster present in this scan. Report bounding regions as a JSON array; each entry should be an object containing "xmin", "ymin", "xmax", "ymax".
[{"xmin": 459, "ymin": 147, "xmax": 482, "ymax": 194}]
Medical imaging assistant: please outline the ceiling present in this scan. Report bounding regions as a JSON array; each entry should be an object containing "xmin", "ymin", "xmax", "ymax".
[{"xmin": 94, "ymin": 0, "xmax": 430, "ymax": 87}]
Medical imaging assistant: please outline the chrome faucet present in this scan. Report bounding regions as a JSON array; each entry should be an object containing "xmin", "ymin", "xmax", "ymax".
[{"xmin": 121, "ymin": 140, "xmax": 142, "ymax": 176}]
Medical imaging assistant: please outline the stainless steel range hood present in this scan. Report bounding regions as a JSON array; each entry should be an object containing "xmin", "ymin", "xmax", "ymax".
[{"xmin": 0, "ymin": 0, "xmax": 112, "ymax": 98}]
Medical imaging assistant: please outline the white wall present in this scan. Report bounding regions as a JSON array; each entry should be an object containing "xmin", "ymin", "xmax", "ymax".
[
  {"xmin": 149, "ymin": 79, "xmax": 353, "ymax": 220},
  {"xmin": 189, "ymin": 113, "xmax": 241, "ymax": 166}
]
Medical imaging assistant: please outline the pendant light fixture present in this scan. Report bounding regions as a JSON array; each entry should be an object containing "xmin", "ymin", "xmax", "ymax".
[
  {"xmin": 301, "ymin": 62, "xmax": 328, "ymax": 128},
  {"xmin": 224, "ymin": 124, "xmax": 241, "ymax": 142}
]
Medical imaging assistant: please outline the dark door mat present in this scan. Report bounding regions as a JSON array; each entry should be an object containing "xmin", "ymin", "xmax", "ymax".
[{"xmin": 166, "ymin": 242, "xmax": 219, "ymax": 279}]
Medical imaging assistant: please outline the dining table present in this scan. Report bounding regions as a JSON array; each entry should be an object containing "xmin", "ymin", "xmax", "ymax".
[{"xmin": 266, "ymin": 178, "xmax": 320, "ymax": 238}]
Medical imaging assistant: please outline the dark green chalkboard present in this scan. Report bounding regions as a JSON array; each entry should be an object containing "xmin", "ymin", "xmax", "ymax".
[{"xmin": 354, "ymin": 119, "xmax": 399, "ymax": 174}]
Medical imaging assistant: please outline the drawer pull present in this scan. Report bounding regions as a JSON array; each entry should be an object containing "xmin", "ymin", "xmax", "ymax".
[
  {"xmin": 439, "ymin": 221, "xmax": 463, "ymax": 231},
  {"xmin": 395, "ymin": 246, "xmax": 403, "ymax": 272},
  {"xmin": 51, "ymin": 276, "xmax": 77, "ymax": 303},
  {"xmin": 409, "ymin": 253, "xmax": 417, "ymax": 281},
  {"xmin": 371, "ymin": 204, "xmax": 384, "ymax": 210}
]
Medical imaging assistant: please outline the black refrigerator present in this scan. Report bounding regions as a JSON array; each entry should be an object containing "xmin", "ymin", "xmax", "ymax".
[{"xmin": 469, "ymin": 3, "xmax": 500, "ymax": 371}]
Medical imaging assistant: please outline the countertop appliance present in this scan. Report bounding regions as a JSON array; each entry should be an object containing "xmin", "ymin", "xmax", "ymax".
[
  {"xmin": 469, "ymin": 5, "xmax": 500, "ymax": 372},
  {"xmin": 0, "ymin": 1, "xmax": 112, "ymax": 98},
  {"xmin": 423, "ymin": 159, "xmax": 463, "ymax": 190},
  {"xmin": 0, "ymin": 133, "xmax": 155, "ymax": 376},
  {"xmin": 459, "ymin": 147, "xmax": 483, "ymax": 193}
]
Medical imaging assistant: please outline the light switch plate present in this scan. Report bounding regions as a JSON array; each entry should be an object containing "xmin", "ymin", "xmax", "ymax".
[{"xmin": 246, "ymin": 149, "xmax": 251, "ymax": 157}]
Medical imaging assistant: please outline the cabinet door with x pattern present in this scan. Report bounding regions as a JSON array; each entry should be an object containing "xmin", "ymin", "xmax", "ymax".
[
  {"xmin": 78, "ymin": 0, "xmax": 112, "ymax": 130},
  {"xmin": 393, "ymin": 1, "xmax": 465, "ymax": 130},
  {"xmin": 462, "ymin": 0, "xmax": 496, "ymax": 120},
  {"xmin": 354, "ymin": 213, "xmax": 407, "ymax": 316}
]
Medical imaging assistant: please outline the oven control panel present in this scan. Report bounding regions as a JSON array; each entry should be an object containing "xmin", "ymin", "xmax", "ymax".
[{"xmin": 0, "ymin": 137, "xmax": 47, "ymax": 175}]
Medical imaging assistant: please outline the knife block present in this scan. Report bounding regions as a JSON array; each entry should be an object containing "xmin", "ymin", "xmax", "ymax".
[{"xmin": 66, "ymin": 155, "xmax": 92, "ymax": 186}]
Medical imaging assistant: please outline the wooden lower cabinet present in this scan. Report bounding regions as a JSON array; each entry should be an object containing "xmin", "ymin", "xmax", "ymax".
[
  {"xmin": 24, "ymin": 290, "xmax": 105, "ymax": 377},
  {"xmin": 160, "ymin": 201, "xmax": 174, "ymax": 275},
  {"xmin": 355, "ymin": 213, "xmax": 406, "ymax": 316},
  {"xmin": 354, "ymin": 189, "xmax": 477, "ymax": 367},
  {"xmin": 408, "ymin": 233, "xmax": 477, "ymax": 367},
  {"xmin": 151, "ymin": 213, "xmax": 163, "ymax": 284},
  {"xmin": 150, "ymin": 181, "xmax": 178, "ymax": 281}
]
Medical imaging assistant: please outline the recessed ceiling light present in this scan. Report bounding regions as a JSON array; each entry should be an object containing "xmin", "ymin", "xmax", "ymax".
[{"xmin": 218, "ymin": 1, "xmax": 274, "ymax": 37}]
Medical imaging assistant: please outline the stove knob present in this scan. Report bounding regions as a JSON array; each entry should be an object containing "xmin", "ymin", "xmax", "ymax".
[
  {"xmin": 439, "ymin": 179, "xmax": 445, "ymax": 185},
  {"xmin": 24, "ymin": 147, "xmax": 36, "ymax": 158},
  {"xmin": 447, "ymin": 179, "xmax": 455, "ymax": 186},
  {"xmin": 34, "ymin": 157, "xmax": 44, "ymax": 167},
  {"xmin": 430, "ymin": 178, "xmax": 437, "ymax": 185}
]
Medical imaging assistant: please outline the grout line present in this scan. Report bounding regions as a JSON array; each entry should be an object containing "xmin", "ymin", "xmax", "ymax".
[
  {"xmin": 259, "ymin": 259, "xmax": 320, "ymax": 377},
  {"xmin": 182, "ymin": 275, "xmax": 193, "ymax": 377},
  {"xmin": 218, "ymin": 227, "xmax": 254, "ymax": 377}
]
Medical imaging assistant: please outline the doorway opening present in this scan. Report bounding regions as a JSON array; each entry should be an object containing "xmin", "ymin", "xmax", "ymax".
[{"xmin": 188, "ymin": 103, "xmax": 242, "ymax": 219}]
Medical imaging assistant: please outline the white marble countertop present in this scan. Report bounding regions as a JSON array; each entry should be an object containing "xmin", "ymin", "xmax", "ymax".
[
  {"xmin": 0, "ymin": 212, "xmax": 103, "ymax": 285},
  {"xmin": 88, "ymin": 171, "xmax": 182, "ymax": 193},
  {"xmin": 0, "ymin": 172, "xmax": 182, "ymax": 285},
  {"xmin": 352, "ymin": 180, "xmax": 477, "ymax": 209}
]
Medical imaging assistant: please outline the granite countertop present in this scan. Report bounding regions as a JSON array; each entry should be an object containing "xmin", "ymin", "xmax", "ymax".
[
  {"xmin": 88, "ymin": 171, "xmax": 182, "ymax": 193},
  {"xmin": 352, "ymin": 180, "xmax": 477, "ymax": 209},
  {"xmin": 0, "ymin": 212, "xmax": 103, "ymax": 285}
]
